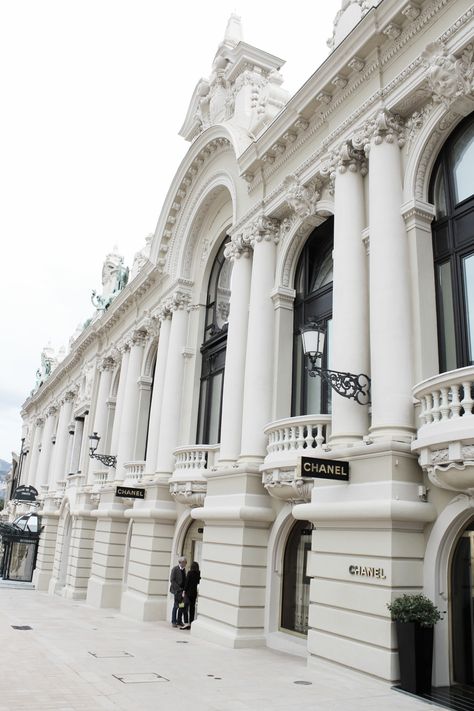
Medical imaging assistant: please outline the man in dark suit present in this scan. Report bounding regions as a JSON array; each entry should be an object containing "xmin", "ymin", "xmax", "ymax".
[{"xmin": 170, "ymin": 556, "xmax": 187, "ymax": 627}]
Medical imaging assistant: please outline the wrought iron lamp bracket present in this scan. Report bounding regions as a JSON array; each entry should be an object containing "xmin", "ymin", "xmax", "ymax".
[
  {"xmin": 89, "ymin": 451, "xmax": 117, "ymax": 468},
  {"xmin": 307, "ymin": 358, "xmax": 371, "ymax": 406}
]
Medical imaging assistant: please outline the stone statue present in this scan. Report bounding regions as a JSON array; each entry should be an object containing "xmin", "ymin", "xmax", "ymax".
[{"xmin": 92, "ymin": 247, "xmax": 129, "ymax": 311}]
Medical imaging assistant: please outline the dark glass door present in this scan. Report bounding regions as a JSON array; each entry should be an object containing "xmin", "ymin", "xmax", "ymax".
[
  {"xmin": 281, "ymin": 520, "xmax": 312, "ymax": 635},
  {"xmin": 452, "ymin": 523, "xmax": 474, "ymax": 684}
]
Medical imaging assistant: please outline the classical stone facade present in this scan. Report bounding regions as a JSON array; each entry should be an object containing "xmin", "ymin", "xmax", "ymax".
[{"xmin": 13, "ymin": 1, "xmax": 474, "ymax": 687}]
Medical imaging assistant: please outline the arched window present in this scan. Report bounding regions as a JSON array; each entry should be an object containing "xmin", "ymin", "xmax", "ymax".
[
  {"xmin": 292, "ymin": 218, "xmax": 334, "ymax": 415},
  {"xmin": 430, "ymin": 114, "xmax": 474, "ymax": 372},
  {"xmin": 196, "ymin": 237, "xmax": 232, "ymax": 444}
]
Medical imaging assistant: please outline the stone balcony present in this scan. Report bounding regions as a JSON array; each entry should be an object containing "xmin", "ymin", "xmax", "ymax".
[
  {"xmin": 412, "ymin": 366, "xmax": 474, "ymax": 493},
  {"xmin": 123, "ymin": 460, "xmax": 146, "ymax": 484},
  {"xmin": 92, "ymin": 469, "xmax": 114, "ymax": 490},
  {"xmin": 261, "ymin": 415, "xmax": 332, "ymax": 502},
  {"xmin": 169, "ymin": 445, "xmax": 219, "ymax": 507}
]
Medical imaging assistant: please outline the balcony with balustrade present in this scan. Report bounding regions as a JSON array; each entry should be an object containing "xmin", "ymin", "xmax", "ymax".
[
  {"xmin": 169, "ymin": 445, "xmax": 219, "ymax": 507},
  {"xmin": 261, "ymin": 415, "xmax": 332, "ymax": 502},
  {"xmin": 123, "ymin": 460, "xmax": 146, "ymax": 485},
  {"xmin": 411, "ymin": 366, "xmax": 474, "ymax": 493}
]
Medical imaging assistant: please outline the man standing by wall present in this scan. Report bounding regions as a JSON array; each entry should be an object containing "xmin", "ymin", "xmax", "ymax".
[{"xmin": 170, "ymin": 556, "xmax": 187, "ymax": 628}]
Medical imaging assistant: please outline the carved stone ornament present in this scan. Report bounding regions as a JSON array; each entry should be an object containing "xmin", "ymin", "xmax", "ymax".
[
  {"xmin": 352, "ymin": 108, "xmax": 405, "ymax": 155},
  {"xmin": 421, "ymin": 42, "xmax": 474, "ymax": 109},
  {"xmin": 262, "ymin": 470, "xmax": 314, "ymax": 503},
  {"xmin": 283, "ymin": 174, "xmax": 320, "ymax": 219},
  {"xmin": 336, "ymin": 141, "xmax": 367, "ymax": 174},
  {"xmin": 169, "ymin": 480, "xmax": 207, "ymax": 508},
  {"xmin": 224, "ymin": 234, "xmax": 252, "ymax": 261},
  {"xmin": 248, "ymin": 215, "xmax": 280, "ymax": 246}
]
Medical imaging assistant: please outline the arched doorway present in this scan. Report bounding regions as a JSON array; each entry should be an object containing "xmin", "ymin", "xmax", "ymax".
[
  {"xmin": 182, "ymin": 518, "xmax": 204, "ymax": 567},
  {"xmin": 451, "ymin": 518, "xmax": 474, "ymax": 685},
  {"xmin": 281, "ymin": 520, "xmax": 312, "ymax": 635}
]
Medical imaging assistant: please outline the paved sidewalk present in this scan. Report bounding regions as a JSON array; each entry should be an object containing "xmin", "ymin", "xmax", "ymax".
[{"xmin": 0, "ymin": 588, "xmax": 439, "ymax": 711}]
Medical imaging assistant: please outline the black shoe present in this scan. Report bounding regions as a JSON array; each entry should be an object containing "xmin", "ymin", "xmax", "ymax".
[{"xmin": 172, "ymin": 623, "xmax": 179, "ymax": 628}]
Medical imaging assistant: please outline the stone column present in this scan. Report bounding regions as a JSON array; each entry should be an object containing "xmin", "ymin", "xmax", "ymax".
[
  {"xmin": 155, "ymin": 292, "xmax": 190, "ymax": 477},
  {"xmin": 144, "ymin": 311, "xmax": 172, "ymax": 475},
  {"xmin": 116, "ymin": 330, "xmax": 147, "ymax": 479},
  {"xmin": 27, "ymin": 417, "xmax": 44, "ymax": 487},
  {"xmin": 110, "ymin": 344, "xmax": 130, "ymax": 457},
  {"xmin": 363, "ymin": 110, "xmax": 414, "ymax": 441},
  {"xmin": 69, "ymin": 416, "xmax": 84, "ymax": 475},
  {"xmin": 240, "ymin": 216, "xmax": 280, "ymax": 461},
  {"xmin": 91, "ymin": 357, "xmax": 115, "ymax": 474},
  {"xmin": 330, "ymin": 143, "xmax": 370, "ymax": 445},
  {"xmin": 50, "ymin": 392, "xmax": 75, "ymax": 487},
  {"xmin": 218, "ymin": 236, "xmax": 252, "ymax": 464},
  {"xmin": 36, "ymin": 406, "xmax": 57, "ymax": 490}
]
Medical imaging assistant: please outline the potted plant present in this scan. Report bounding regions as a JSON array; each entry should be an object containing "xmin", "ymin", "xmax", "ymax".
[{"xmin": 387, "ymin": 593, "xmax": 442, "ymax": 695}]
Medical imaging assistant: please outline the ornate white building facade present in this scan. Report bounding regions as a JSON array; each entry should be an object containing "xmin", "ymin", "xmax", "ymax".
[{"xmin": 15, "ymin": 0, "xmax": 474, "ymax": 687}]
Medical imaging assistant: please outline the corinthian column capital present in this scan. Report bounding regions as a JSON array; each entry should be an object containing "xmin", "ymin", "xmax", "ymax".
[
  {"xmin": 224, "ymin": 234, "xmax": 252, "ymax": 262},
  {"xmin": 353, "ymin": 108, "xmax": 406, "ymax": 155},
  {"xmin": 247, "ymin": 215, "xmax": 280, "ymax": 247},
  {"xmin": 336, "ymin": 141, "xmax": 368, "ymax": 175}
]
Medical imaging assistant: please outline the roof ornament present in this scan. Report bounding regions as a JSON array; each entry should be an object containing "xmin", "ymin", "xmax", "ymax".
[{"xmin": 91, "ymin": 246, "xmax": 129, "ymax": 312}]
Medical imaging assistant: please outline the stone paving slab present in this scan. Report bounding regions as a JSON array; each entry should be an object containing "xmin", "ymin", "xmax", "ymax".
[{"xmin": 0, "ymin": 589, "xmax": 441, "ymax": 711}]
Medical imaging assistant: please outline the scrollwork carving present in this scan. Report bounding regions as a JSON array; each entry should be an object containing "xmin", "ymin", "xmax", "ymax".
[{"xmin": 421, "ymin": 41, "xmax": 474, "ymax": 109}]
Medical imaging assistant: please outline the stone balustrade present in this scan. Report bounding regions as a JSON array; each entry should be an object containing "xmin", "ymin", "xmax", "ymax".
[
  {"xmin": 264, "ymin": 415, "xmax": 332, "ymax": 463},
  {"xmin": 93, "ymin": 470, "xmax": 112, "ymax": 488},
  {"xmin": 123, "ymin": 460, "xmax": 146, "ymax": 482},
  {"xmin": 261, "ymin": 415, "xmax": 332, "ymax": 502},
  {"xmin": 173, "ymin": 445, "xmax": 219, "ymax": 476},
  {"xmin": 412, "ymin": 366, "xmax": 474, "ymax": 493}
]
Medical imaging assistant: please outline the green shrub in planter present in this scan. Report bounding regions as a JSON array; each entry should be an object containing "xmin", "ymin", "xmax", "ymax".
[
  {"xmin": 387, "ymin": 593, "xmax": 442, "ymax": 626},
  {"xmin": 387, "ymin": 593, "xmax": 442, "ymax": 695}
]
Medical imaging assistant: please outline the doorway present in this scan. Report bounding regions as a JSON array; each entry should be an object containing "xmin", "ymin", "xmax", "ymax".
[
  {"xmin": 451, "ymin": 520, "xmax": 474, "ymax": 685},
  {"xmin": 281, "ymin": 520, "xmax": 312, "ymax": 635}
]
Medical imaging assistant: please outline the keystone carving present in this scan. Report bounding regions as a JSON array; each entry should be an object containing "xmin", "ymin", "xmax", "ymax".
[
  {"xmin": 283, "ymin": 175, "xmax": 320, "ymax": 219},
  {"xmin": 421, "ymin": 42, "xmax": 474, "ymax": 109}
]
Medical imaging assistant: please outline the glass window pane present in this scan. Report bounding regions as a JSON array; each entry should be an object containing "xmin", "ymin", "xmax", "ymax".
[
  {"xmin": 281, "ymin": 521, "xmax": 311, "ymax": 635},
  {"xmin": 309, "ymin": 249, "xmax": 333, "ymax": 293},
  {"xmin": 208, "ymin": 372, "xmax": 223, "ymax": 445},
  {"xmin": 433, "ymin": 164, "xmax": 447, "ymax": 219},
  {"xmin": 463, "ymin": 253, "xmax": 474, "ymax": 364},
  {"xmin": 196, "ymin": 380, "xmax": 208, "ymax": 445},
  {"xmin": 452, "ymin": 122, "xmax": 474, "ymax": 204},
  {"xmin": 437, "ymin": 261, "xmax": 457, "ymax": 371}
]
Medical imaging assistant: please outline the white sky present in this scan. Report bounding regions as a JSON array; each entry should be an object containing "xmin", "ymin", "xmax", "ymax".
[{"xmin": 0, "ymin": 0, "xmax": 340, "ymax": 462}]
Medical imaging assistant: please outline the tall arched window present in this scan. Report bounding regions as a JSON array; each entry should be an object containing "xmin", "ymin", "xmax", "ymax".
[
  {"xmin": 430, "ymin": 114, "xmax": 474, "ymax": 372},
  {"xmin": 196, "ymin": 237, "xmax": 232, "ymax": 444},
  {"xmin": 292, "ymin": 218, "xmax": 334, "ymax": 415}
]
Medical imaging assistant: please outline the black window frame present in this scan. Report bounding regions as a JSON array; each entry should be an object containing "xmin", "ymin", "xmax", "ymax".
[
  {"xmin": 430, "ymin": 113, "xmax": 474, "ymax": 371},
  {"xmin": 292, "ymin": 217, "xmax": 334, "ymax": 416}
]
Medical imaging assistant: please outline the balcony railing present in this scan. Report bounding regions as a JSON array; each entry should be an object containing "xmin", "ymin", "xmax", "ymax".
[
  {"xmin": 123, "ymin": 460, "xmax": 146, "ymax": 482},
  {"xmin": 169, "ymin": 445, "xmax": 219, "ymax": 507},
  {"xmin": 412, "ymin": 366, "xmax": 474, "ymax": 492},
  {"xmin": 173, "ymin": 445, "xmax": 219, "ymax": 477},
  {"xmin": 262, "ymin": 415, "xmax": 332, "ymax": 502},
  {"xmin": 264, "ymin": 415, "xmax": 332, "ymax": 463}
]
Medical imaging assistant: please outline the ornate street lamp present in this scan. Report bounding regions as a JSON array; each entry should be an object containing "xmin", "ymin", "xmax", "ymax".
[
  {"xmin": 300, "ymin": 322, "xmax": 371, "ymax": 405},
  {"xmin": 88, "ymin": 432, "xmax": 117, "ymax": 468}
]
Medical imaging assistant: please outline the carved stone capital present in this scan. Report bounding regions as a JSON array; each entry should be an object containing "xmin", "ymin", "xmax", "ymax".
[
  {"xmin": 166, "ymin": 290, "xmax": 192, "ymax": 313},
  {"xmin": 36, "ymin": 416, "xmax": 45, "ymax": 427},
  {"xmin": 353, "ymin": 108, "xmax": 405, "ymax": 154},
  {"xmin": 247, "ymin": 215, "xmax": 280, "ymax": 247},
  {"xmin": 98, "ymin": 355, "xmax": 116, "ymax": 372},
  {"xmin": 224, "ymin": 235, "xmax": 252, "ymax": 262},
  {"xmin": 129, "ymin": 329, "xmax": 148, "ymax": 348},
  {"xmin": 421, "ymin": 42, "xmax": 474, "ymax": 109},
  {"xmin": 283, "ymin": 174, "xmax": 320, "ymax": 219},
  {"xmin": 336, "ymin": 141, "xmax": 367, "ymax": 175}
]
